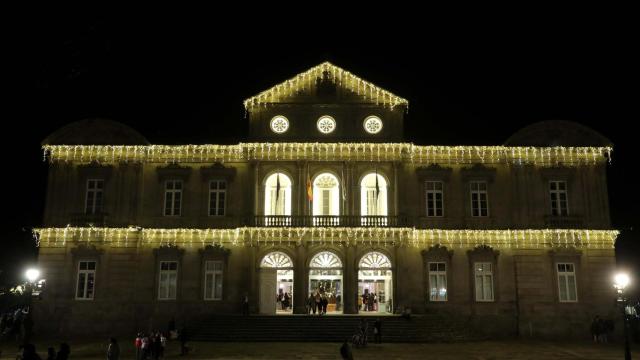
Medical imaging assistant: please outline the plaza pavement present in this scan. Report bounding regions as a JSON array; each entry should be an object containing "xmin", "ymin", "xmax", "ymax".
[{"xmin": 1, "ymin": 339, "xmax": 639, "ymax": 359}]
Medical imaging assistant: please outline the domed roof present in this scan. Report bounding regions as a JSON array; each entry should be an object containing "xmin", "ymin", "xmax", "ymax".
[
  {"xmin": 42, "ymin": 118, "xmax": 149, "ymax": 145},
  {"xmin": 504, "ymin": 120, "xmax": 612, "ymax": 147}
]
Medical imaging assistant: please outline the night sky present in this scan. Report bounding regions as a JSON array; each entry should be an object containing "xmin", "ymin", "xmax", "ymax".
[{"xmin": 3, "ymin": 15, "xmax": 637, "ymax": 296}]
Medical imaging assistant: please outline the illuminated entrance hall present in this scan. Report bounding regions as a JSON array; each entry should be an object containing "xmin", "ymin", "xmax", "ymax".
[
  {"xmin": 358, "ymin": 252, "xmax": 393, "ymax": 313},
  {"xmin": 308, "ymin": 251, "xmax": 343, "ymax": 314},
  {"xmin": 260, "ymin": 252, "xmax": 294, "ymax": 314}
]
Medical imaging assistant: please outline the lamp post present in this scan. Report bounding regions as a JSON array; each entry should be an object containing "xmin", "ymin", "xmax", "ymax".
[
  {"xmin": 614, "ymin": 272, "xmax": 632, "ymax": 360},
  {"xmin": 22, "ymin": 268, "xmax": 43, "ymax": 345}
]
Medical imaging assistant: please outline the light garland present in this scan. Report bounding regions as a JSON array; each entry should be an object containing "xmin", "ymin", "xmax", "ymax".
[
  {"xmin": 42, "ymin": 143, "xmax": 613, "ymax": 167},
  {"xmin": 243, "ymin": 62, "xmax": 408, "ymax": 111},
  {"xmin": 34, "ymin": 227, "xmax": 618, "ymax": 250}
]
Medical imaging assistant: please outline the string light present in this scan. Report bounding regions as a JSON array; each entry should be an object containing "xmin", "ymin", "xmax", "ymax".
[
  {"xmin": 42, "ymin": 143, "xmax": 612, "ymax": 167},
  {"xmin": 33, "ymin": 227, "xmax": 618, "ymax": 250},
  {"xmin": 243, "ymin": 62, "xmax": 409, "ymax": 112}
]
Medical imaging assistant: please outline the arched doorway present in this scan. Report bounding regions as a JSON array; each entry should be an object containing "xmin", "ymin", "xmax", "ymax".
[
  {"xmin": 312, "ymin": 173, "xmax": 340, "ymax": 226},
  {"xmin": 360, "ymin": 172, "xmax": 388, "ymax": 226},
  {"xmin": 260, "ymin": 251, "xmax": 294, "ymax": 314},
  {"xmin": 358, "ymin": 251, "xmax": 393, "ymax": 313},
  {"xmin": 264, "ymin": 172, "xmax": 292, "ymax": 225},
  {"xmin": 308, "ymin": 251, "xmax": 343, "ymax": 314}
]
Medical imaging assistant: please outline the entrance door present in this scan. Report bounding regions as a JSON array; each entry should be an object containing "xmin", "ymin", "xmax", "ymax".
[{"xmin": 259, "ymin": 268, "xmax": 277, "ymax": 314}]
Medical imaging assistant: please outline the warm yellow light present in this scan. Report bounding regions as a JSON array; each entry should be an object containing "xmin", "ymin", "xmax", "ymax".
[
  {"xmin": 242, "ymin": 62, "xmax": 409, "ymax": 111},
  {"xmin": 42, "ymin": 143, "xmax": 613, "ymax": 167},
  {"xmin": 33, "ymin": 227, "xmax": 619, "ymax": 250}
]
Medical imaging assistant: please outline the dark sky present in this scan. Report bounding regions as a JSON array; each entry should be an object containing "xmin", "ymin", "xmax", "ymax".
[{"xmin": 3, "ymin": 15, "xmax": 638, "ymax": 293}]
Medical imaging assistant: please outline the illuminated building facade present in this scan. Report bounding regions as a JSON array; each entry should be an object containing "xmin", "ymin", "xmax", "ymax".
[{"xmin": 35, "ymin": 62, "xmax": 618, "ymax": 337}]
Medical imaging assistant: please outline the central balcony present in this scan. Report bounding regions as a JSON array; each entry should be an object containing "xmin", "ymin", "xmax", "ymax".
[{"xmin": 251, "ymin": 216, "xmax": 411, "ymax": 227}]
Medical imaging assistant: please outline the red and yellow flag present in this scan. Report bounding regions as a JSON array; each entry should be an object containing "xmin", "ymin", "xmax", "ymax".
[{"xmin": 306, "ymin": 174, "xmax": 313, "ymax": 202}]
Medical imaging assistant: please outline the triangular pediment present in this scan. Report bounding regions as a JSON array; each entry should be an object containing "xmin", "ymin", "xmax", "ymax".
[{"xmin": 243, "ymin": 62, "xmax": 408, "ymax": 110}]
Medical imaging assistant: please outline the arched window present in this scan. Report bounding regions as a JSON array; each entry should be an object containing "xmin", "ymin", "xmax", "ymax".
[
  {"xmin": 260, "ymin": 251, "xmax": 293, "ymax": 268},
  {"xmin": 310, "ymin": 251, "xmax": 343, "ymax": 268},
  {"xmin": 359, "ymin": 252, "xmax": 392, "ymax": 269},
  {"xmin": 360, "ymin": 173, "xmax": 388, "ymax": 218},
  {"xmin": 313, "ymin": 173, "xmax": 340, "ymax": 217},
  {"xmin": 264, "ymin": 173, "xmax": 292, "ymax": 216}
]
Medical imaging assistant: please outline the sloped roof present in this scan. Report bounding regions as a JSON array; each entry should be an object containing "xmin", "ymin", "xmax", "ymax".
[
  {"xmin": 42, "ymin": 118, "xmax": 149, "ymax": 146},
  {"xmin": 504, "ymin": 120, "xmax": 612, "ymax": 147},
  {"xmin": 243, "ymin": 61, "xmax": 408, "ymax": 110}
]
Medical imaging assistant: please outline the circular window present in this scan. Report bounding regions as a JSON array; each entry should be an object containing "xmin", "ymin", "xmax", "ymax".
[
  {"xmin": 317, "ymin": 116, "xmax": 336, "ymax": 134},
  {"xmin": 363, "ymin": 116, "xmax": 383, "ymax": 134},
  {"xmin": 270, "ymin": 116, "xmax": 289, "ymax": 134}
]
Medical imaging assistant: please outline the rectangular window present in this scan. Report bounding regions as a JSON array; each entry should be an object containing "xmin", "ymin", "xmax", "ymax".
[
  {"xmin": 428, "ymin": 262, "xmax": 447, "ymax": 301},
  {"xmin": 549, "ymin": 181, "xmax": 569, "ymax": 216},
  {"xmin": 85, "ymin": 179, "xmax": 104, "ymax": 214},
  {"xmin": 470, "ymin": 181, "xmax": 489, "ymax": 217},
  {"xmin": 208, "ymin": 180, "xmax": 227, "ymax": 216},
  {"xmin": 76, "ymin": 260, "xmax": 96, "ymax": 300},
  {"xmin": 204, "ymin": 261, "xmax": 223, "ymax": 300},
  {"xmin": 557, "ymin": 262, "xmax": 578, "ymax": 302},
  {"xmin": 425, "ymin": 181, "xmax": 444, "ymax": 217},
  {"xmin": 164, "ymin": 180, "xmax": 182, "ymax": 216},
  {"xmin": 474, "ymin": 262, "xmax": 494, "ymax": 302},
  {"xmin": 159, "ymin": 261, "xmax": 178, "ymax": 300}
]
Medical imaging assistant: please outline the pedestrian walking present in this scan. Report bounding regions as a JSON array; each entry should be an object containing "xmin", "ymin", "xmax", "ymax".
[
  {"xmin": 107, "ymin": 338, "xmax": 120, "ymax": 360},
  {"xmin": 374, "ymin": 318, "xmax": 382, "ymax": 343},
  {"xmin": 340, "ymin": 339, "xmax": 354, "ymax": 360}
]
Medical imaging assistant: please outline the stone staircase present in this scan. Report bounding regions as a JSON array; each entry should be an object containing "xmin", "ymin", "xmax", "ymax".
[{"xmin": 190, "ymin": 314, "xmax": 483, "ymax": 342}]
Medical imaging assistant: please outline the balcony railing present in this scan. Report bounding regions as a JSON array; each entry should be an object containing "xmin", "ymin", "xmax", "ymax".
[
  {"xmin": 252, "ymin": 216, "xmax": 411, "ymax": 227},
  {"xmin": 544, "ymin": 215, "xmax": 584, "ymax": 228},
  {"xmin": 69, "ymin": 212, "xmax": 109, "ymax": 226}
]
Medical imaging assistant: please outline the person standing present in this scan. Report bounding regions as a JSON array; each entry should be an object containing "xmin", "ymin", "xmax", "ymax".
[
  {"xmin": 45, "ymin": 347, "xmax": 56, "ymax": 360},
  {"xmin": 242, "ymin": 293, "xmax": 250, "ymax": 315},
  {"xmin": 135, "ymin": 333, "xmax": 143, "ymax": 360},
  {"xmin": 56, "ymin": 343, "xmax": 70, "ymax": 360},
  {"xmin": 178, "ymin": 326, "xmax": 188, "ymax": 356},
  {"xmin": 107, "ymin": 338, "xmax": 120, "ymax": 360},
  {"xmin": 374, "ymin": 318, "xmax": 382, "ymax": 343},
  {"xmin": 19, "ymin": 343, "xmax": 42, "ymax": 360},
  {"xmin": 284, "ymin": 292, "xmax": 291, "ymax": 310},
  {"xmin": 340, "ymin": 339, "xmax": 353, "ymax": 360},
  {"xmin": 160, "ymin": 332, "xmax": 167, "ymax": 358},
  {"xmin": 314, "ymin": 292, "xmax": 321, "ymax": 316}
]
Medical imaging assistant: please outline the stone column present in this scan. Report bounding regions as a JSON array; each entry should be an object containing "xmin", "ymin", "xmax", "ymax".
[
  {"xmin": 249, "ymin": 246, "xmax": 257, "ymax": 313},
  {"xmin": 252, "ymin": 161, "xmax": 260, "ymax": 217},
  {"xmin": 393, "ymin": 162, "xmax": 399, "ymax": 217},
  {"xmin": 343, "ymin": 245, "xmax": 357, "ymax": 314},
  {"xmin": 293, "ymin": 244, "xmax": 308, "ymax": 314},
  {"xmin": 296, "ymin": 161, "xmax": 305, "ymax": 216}
]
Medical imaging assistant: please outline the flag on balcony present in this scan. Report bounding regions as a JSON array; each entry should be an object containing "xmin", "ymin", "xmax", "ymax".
[
  {"xmin": 276, "ymin": 173, "xmax": 281, "ymax": 202},
  {"xmin": 375, "ymin": 168, "xmax": 380, "ymax": 200},
  {"xmin": 307, "ymin": 173, "xmax": 313, "ymax": 202},
  {"xmin": 341, "ymin": 167, "xmax": 347, "ymax": 201}
]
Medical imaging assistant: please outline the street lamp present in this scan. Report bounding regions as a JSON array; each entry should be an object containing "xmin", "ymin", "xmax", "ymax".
[
  {"xmin": 25, "ymin": 269, "xmax": 40, "ymax": 283},
  {"xmin": 614, "ymin": 272, "xmax": 632, "ymax": 360}
]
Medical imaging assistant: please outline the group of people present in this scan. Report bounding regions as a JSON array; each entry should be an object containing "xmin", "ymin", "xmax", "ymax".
[
  {"xmin": 14, "ymin": 342, "xmax": 70, "ymax": 360},
  {"xmin": 590, "ymin": 315, "xmax": 614, "ymax": 343},
  {"xmin": 306, "ymin": 289, "xmax": 340, "ymax": 315},
  {"xmin": 276, "ymin": 290, "xmax": 292, "ymax": 311},
  {"xmin": 134, "ymin": 331, "xmax": 168, "ymax": 359},
  {"xmin": 360, "ymin": 290, "xmax": 379, "ymax": 312},
  {"xmin": 0, "ymin": 306, "xmax": 33, "ymax": 343}
]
